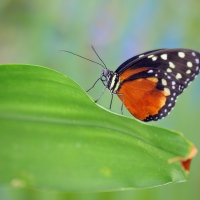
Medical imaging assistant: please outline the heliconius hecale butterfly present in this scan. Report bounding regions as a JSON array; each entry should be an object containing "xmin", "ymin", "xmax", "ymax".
[{"xmin": 62, "ymin": 48, "xmax": 200, "ymax": 122}]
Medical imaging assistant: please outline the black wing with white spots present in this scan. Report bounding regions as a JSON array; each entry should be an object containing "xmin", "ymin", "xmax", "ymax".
[{"xmin": 116, "ymin": 48, "xmax": 200, "ymax": 92}]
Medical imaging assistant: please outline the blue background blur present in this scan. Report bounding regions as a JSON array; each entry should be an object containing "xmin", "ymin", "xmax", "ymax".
[{"xmin": 0, "ymin": 0, "xmax": 200, "ymax": 199}]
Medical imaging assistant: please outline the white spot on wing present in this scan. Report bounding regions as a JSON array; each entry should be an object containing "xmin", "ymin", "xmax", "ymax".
[
  {"xmin": 192, "ymin": 52, "xmax": 196, "ymax": 56},
  {"xmin": 176, "ymin": 73, "xmax": 182, "ymax": 79},
  {"xmin": 148, "ymin": 70, "xmax": 153, "ymax": 73},
  {"xmin": 164, "ymin": 87, "xmax": 170, "ymax": 95},
  {"xmin": 178, "ymin": 52, "xmax": 185, "ymax": 58},
  {"xmin": 186, "ymin": 69, "xmax": 191, "ymax": 74},
  {"xmin": 152, "ymin": 56, "xmax": 158, "ymax": 61},
  {"xmin": 139, "ymin": 54, "xmax": 144, "ymax": 58},
  {"xmin": 161, "ymin": 54, "xmax": 167, "ymax": 60},
  {"xmin": 167, "ymin": 68, "xmax": 172, "ymax": 73},
  {"xmin": 161, "ymin": 79, "xmax": 167, "ymax": 86},
  {"xmin": 172, "ymin": 81, "xmax": 176, "ymax": 85},
  {"xmin": 148, "ymin": 55, "xmax": 154, "ymax": 58},
  {"xmin": 195, "ymin": 58, "xmax": 199, "ymax": 64},
  {"xmin": 169, "ymin": 62, "xmax": 175, "ymax": 68},
  {"xmin": 187, "ymin": 61, "xmax": 193, "ymax": 68}
]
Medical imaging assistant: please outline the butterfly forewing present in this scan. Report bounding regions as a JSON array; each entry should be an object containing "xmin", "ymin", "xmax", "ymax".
[
  {"xmin": 117, "ymin": 49, "xmax": 200, "ymax": 90},
  {"xmin": 115, "ymin": 49, "xmax": 165, "ymax": 74}
]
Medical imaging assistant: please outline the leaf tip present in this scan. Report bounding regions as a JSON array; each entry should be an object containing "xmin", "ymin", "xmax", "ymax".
[{"xmin": 168, "ymin": 145, "xmax": 198, "ymax": 172}]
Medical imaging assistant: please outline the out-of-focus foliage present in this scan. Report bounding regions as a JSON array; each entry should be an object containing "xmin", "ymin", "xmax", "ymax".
[{"xmin": 0, "ymin": 0, "xmax": 200, "ymax": 200}]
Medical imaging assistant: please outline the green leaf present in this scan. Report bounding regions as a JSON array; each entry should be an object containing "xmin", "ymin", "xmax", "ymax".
[{"xmin": 0, "ymin": 64, "xmax": 197, "ymax": 192}]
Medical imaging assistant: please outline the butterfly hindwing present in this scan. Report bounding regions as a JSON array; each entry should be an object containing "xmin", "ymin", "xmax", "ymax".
[{"xmin": 117, "ymin": 68, "xmax": 181, "ymax": 121}]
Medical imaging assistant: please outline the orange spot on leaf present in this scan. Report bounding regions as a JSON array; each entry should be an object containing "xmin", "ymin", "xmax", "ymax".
[
  {"xmin": 181, "ymin": 159, "xmax": 192, "ymax": 171},
  {"xmin": 169, "ymin": 145, "xmax": 198, "ymax": 172}
]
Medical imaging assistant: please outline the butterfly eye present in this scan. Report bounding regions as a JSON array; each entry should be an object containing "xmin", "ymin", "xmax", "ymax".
[{"xmin": 101, "ymin": 75, "xmax": 107, "ymax": 81}]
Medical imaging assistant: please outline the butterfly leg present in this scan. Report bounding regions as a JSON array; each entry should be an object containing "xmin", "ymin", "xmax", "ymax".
[
  {"xmin": 94, "ymin": 85, "xmax": 107, "ymax": 103},
  {"xmin": 110, "ymin": 92, "xmax": 124, "ymax": 115},
  {"xmin": 117, "ymin": 93, "xmax": 124, "ymax": 115},
  {"xmin": 109, "ymin": 94, "xmax": 114, "ymax": 109},
  {"xmin": 86, "ymin": 77, "xmax": 101, "ymax": 92}
]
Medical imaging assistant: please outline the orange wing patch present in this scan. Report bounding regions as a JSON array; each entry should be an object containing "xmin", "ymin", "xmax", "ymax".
[
  {"xmin": 120, "ymin": 67, "xmax": 149, "ymax": 82},
  {"xmin": 117, "ymin": 78, "xmax": 167, "ymax": 121}
]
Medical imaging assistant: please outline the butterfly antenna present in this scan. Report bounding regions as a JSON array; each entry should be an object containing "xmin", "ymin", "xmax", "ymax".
[
  {"xmin": 59, "ymin": 50, "xmax": 105, "ymax": 69},
  {"xmin": 91, "ymin": 46, "xmax": 107, "ymax": 69}
]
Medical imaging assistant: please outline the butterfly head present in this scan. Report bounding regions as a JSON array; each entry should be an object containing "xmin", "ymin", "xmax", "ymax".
[
  {"xmin": 100, "ymin": 69, "xmax": 111, "ymax": 87},
  {"xmin": 100, "ymin": 69, "xmax": 120, "ymax": 93}
]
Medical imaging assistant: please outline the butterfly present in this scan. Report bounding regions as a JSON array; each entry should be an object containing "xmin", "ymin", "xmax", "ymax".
[
  {"xmin": 86, "ymin": 48, "xmax": 200, "ymax": 122},
  {"xmin": 61, "ymin": 48, "xmax": 200, "ymax": 122}
]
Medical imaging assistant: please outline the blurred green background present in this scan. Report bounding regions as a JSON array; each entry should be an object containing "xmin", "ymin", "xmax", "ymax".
[{"xmin": 0, "ymin": 0, "xmax": 200, "ymax": 199}]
